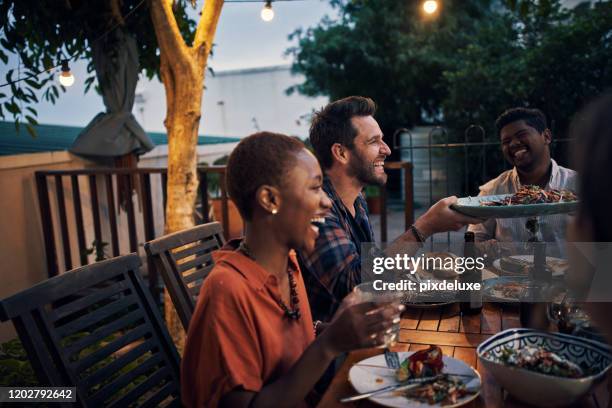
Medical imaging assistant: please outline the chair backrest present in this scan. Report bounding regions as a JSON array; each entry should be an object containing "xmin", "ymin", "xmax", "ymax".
[
  {"xmin": 144, "ymin": 222, "xmax": 225, "ymax": 331},
  {"xmin": 0, "ymin": 254, "xmax": 181, "ymax": 408}
]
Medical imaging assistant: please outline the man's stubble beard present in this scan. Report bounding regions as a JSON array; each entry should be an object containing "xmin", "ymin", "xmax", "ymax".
[{"xmin": 348, "ymin": 148, "xmax": 387, "ymax": 187}]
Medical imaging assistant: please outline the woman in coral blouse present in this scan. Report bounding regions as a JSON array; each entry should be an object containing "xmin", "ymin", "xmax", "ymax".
[{"xmin": 182, "ymin": 132, "xmax": 401, "ymax": 407}]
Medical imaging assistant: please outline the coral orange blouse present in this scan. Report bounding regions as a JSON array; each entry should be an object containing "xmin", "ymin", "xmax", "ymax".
[{"xmin": 181, "ymin": 242, "xmax": 315, "ymax": 407}]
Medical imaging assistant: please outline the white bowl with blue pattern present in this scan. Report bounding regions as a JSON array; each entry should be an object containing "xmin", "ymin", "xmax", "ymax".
[{"xmin": 477, "ymin": 328, "xmax": 611, "ymax": 407}]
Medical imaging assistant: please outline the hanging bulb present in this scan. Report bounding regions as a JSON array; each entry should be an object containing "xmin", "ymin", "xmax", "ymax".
[
  {"xmin": 59, "ymin": 60, "xmax": 75, "ymax": 87},
  {"xmin": 423, "ymin": 0, "xmax": 438, "ymax": 14},
  {"xmin": 260, "ymin": 1, "xmax": 274, "ymax": 22}
]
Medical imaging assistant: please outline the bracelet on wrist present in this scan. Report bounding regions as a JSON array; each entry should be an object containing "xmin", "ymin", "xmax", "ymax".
[{"xmin": 409, "ymin": 224, "xmax": 426, "ymax": 243}]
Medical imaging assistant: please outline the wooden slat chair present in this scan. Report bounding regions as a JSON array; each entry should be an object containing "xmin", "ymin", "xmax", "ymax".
[
  {"xmin": 144, "ymin": 222, "xmax": 225, "ymax": 331},
  {"xmin": 0, "ymin": 254, "xmax": 181, "ymax": 408}
]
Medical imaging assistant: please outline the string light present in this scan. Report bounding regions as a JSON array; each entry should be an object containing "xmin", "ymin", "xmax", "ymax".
[
  {"xmin": 58, "ymin": 60, "xmax": 75, "ymax": 87},
  {"xmin": 0, "ymin": 0, "xmax": 146, "ymax": 88},
  {"xmin": 260, "ymin": 1, "xmax": 274, "ymax": 22},
  {"xmin": 1, "ymin": 0, "xmax": 308, "ymax": 88},
  {"xmin": 423, "ymin": 0, "xmax": 438, "ymax": 14}
]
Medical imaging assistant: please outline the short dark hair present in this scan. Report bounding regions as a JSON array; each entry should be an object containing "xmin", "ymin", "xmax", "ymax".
[
  {"xmin": 226, "ymin": 132, "xmax": 305, "ymax": 221},
  {"xmin": 495, "ymin": 107, "xmax": 548, "ymax": 135},
  {"xmin": 309, "ymin": 96, "xmax": 377, "ymax": 169},
  {"xmin": 572, "ymin": 92, "xmax": 612, "ymax": 241}
]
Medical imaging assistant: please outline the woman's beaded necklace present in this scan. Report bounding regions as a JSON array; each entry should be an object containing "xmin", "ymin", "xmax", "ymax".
[{"xmin": 237, "ymin": 241, "xmax": 301, "ymax": 320}]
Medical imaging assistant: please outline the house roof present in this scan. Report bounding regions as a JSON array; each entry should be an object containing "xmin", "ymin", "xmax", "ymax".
[
  {"xmin": 214, "ymin": 64, "xmax": 291, "ymax": 77},
  {"xmin": 0, "ymin": 121, "xmax": 241, "ymax": 156}
]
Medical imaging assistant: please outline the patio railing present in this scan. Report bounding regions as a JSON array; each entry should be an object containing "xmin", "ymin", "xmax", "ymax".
[
  {"xmin": 35, "ymin": 163, "xmax": 415, "ymax": 295},
  {"xmin": 35, "ymin": 166, "xmax": 226, "ymax": 294}
]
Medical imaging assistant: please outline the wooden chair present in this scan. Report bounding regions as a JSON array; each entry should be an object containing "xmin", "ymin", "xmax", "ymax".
[
  {"xmin": 0, "ymin": 254, "xmax": 181, "ymax": 408},
  {"xmin": 144, "ymin": 222, "xmax": 225, "ymax": 331}
]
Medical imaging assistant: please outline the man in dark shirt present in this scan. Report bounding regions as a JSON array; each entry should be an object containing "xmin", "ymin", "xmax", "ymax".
[{"xmin": 298, "ymin": 96, "xmax": 481, "ymax": 322}]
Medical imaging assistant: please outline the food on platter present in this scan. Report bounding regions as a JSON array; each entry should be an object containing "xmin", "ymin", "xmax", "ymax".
[
  {"xmin": 492, "ymin": 281, "xmax": 526, "ymax": 299},
  {"xmin": 481, "ymin": 185, "xmax": 577, "ymax": 206}
]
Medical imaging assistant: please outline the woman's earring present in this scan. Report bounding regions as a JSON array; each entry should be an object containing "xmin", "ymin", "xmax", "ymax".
[{"xmin": 271, "ymin": 208, "xmax": 278, "ymax": 215}]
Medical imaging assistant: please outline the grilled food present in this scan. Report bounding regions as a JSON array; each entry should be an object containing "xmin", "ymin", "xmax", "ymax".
[
  {"xmin": 403, "ymin": 377, "xmax": 472, "ymax": 406},
  {"xmin": 395, "ymin": 346, "xmax": 475, "ymax": 405},
  {"xmin": 481, "ymin": 185, "xmax": 577, "ymax": 206}
]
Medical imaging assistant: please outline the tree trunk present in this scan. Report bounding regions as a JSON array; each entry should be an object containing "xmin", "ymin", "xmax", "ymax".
[
  {"xmin": 161, "ymin": 63, "xmax": 205, "ymax": 352},
  {"xmin": 149, "ymin": 0, "xmax": 224, "ymax": 353},
  {"xmin": 163, "ymin": 70, "xmax": 204, "ymax": 237}
]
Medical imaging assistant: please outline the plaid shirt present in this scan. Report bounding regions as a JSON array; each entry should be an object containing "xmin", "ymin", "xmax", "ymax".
[{"xmin": 298, "ymin": 176, "xmax": 374, "ymax": 322}]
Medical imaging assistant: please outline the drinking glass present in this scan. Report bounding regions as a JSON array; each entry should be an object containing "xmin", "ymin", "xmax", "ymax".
[{"xmin": 353, "ymin": 281, "xmax": 404, "ymax": 347}]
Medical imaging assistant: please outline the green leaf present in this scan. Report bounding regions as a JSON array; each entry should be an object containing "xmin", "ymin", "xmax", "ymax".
[
  {"xmin": 4, "ymin": 102, "xmax": 19, "ymax": 115},
  {"xmin": 1, "ymin": 339, "xmax": 28, "ymax": 359},
  {"xmin": 25, "ymin": 106, "xmax": 36, "ymax": 116},
  {"xmin": 27, "ymin": 89, "xmax": 39, "ymax": 103},
  {"xmin": 42, "ymin": 55, "xmax": 52, "ymax": 70},
  {"xmin": 24, "ymin": 79, "xmax": 42, "ymax": 89},
  {"xmin": 25, "ymin": 123, "xmax": 37, "ymax": 138},
  {"xmin": 14, "ymin": 118, "xmax": 20, "ymax": 134},
  {"xmin": 0, "ymin": 50, "xmax": 7, "ymax": 65},
  {"xmin": 84, "ymin": 76, "xmax": 96, "ymax": 93},
  {"xmin": 25, "ymin": 115, "xmax": 38, "ymax": 126},
  {"xmin": 0, "ymin": 358, "xmax": 24, "ymax": 371}
]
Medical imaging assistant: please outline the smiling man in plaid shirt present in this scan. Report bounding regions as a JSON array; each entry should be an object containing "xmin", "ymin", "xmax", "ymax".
[{"xmin": 298, "ymin": 96, "xmax": 482, "ymax": 324}]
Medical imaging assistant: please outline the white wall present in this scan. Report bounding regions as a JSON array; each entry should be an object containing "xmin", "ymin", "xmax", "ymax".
[
  {"xmin": 0, "ymin": 152, "xmax": 99, "ymax": 342},
  {"xmin": 201, "ymin": 65, "xmax": 329, "ymax": 138},
  {"xmin": 135, "ymin": 65, "xmax": 328, "ymax": 139}
]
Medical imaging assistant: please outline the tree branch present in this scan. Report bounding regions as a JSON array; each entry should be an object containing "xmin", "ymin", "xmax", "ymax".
[
  {"xmin": 148, "ymin": 0, "xmax": 190, "ymax": 63},
  {"xmin": 193, "ymin": 0, "xmax": 224, "ymax": 57},
  {"xmin": 110, "ymin": 0, "xmax": 125, "ymax": 26}
]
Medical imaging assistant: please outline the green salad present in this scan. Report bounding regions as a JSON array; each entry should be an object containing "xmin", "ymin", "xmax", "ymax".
[{"xmin": 494, "ymin": 345, "xmax": 586, "ymax": 378}]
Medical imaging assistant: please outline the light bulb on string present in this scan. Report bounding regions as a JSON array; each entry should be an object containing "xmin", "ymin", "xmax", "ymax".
[
  {"xmin": 58, "ymin": 60, "xmax": 75, "ymax": 87},
  {"xmin": 423, "ymin": 0, "xmax": 438, "ymax": 14},
  {"xmin": 261, "ymin": 1, "xmax": 274, "ymax": 22}
]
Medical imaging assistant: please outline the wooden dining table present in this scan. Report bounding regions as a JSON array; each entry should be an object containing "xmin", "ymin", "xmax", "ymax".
[{"xmin": 318, "ymin": 302, "xmax": 610, "ymax": 408}]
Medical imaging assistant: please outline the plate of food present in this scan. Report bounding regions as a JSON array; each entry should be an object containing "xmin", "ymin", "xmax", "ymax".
[
  {"xmin": 477, "ymin": 328, "xmax": 612, "ymax": 407},
  {"xmin": 402, "ymin": 257, "xmax": 458, "ymax": 309},
  {"xmin": 418, "ymin": 252, "xmax": 461, "ymax": 280},
  {"xmin": 493, "ymin": 255, "xmax": 569, "ymax": 277},
  {"xmin": 482, "ymin": 277, "xmax": 532, "ymax": 303},
  {"xmin": 402, "ymin": 300, "xmax": 457, "ymax": 309},
  {"xmin": 400, "ymin": 290, "xmax": 457, "ymax": 309},
  {"xmin": 348, "ymin": 346, "xmax": 481, "ymax": 407},
  {"xmin": 451, "ymin": 185, "xmax": 578, "ymax": 218}
]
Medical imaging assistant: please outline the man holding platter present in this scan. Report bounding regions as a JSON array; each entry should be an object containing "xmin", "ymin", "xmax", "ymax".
[
  {"xmin": 298, "ymin": 96, "xmax": 481, "ymax": 324},
  {"xmin": 467, "ymin": 107, "xmax": 577, "ymax": 256}
]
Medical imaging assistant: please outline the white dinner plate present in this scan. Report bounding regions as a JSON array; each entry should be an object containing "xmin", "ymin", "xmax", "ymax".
[
  {"xmin": 493, "ymin": 255, "xmax": 568, "ymax": 277},
  {"xmin": 347, "ymin": 352, "xmax": 481, "ymax": 407}
]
